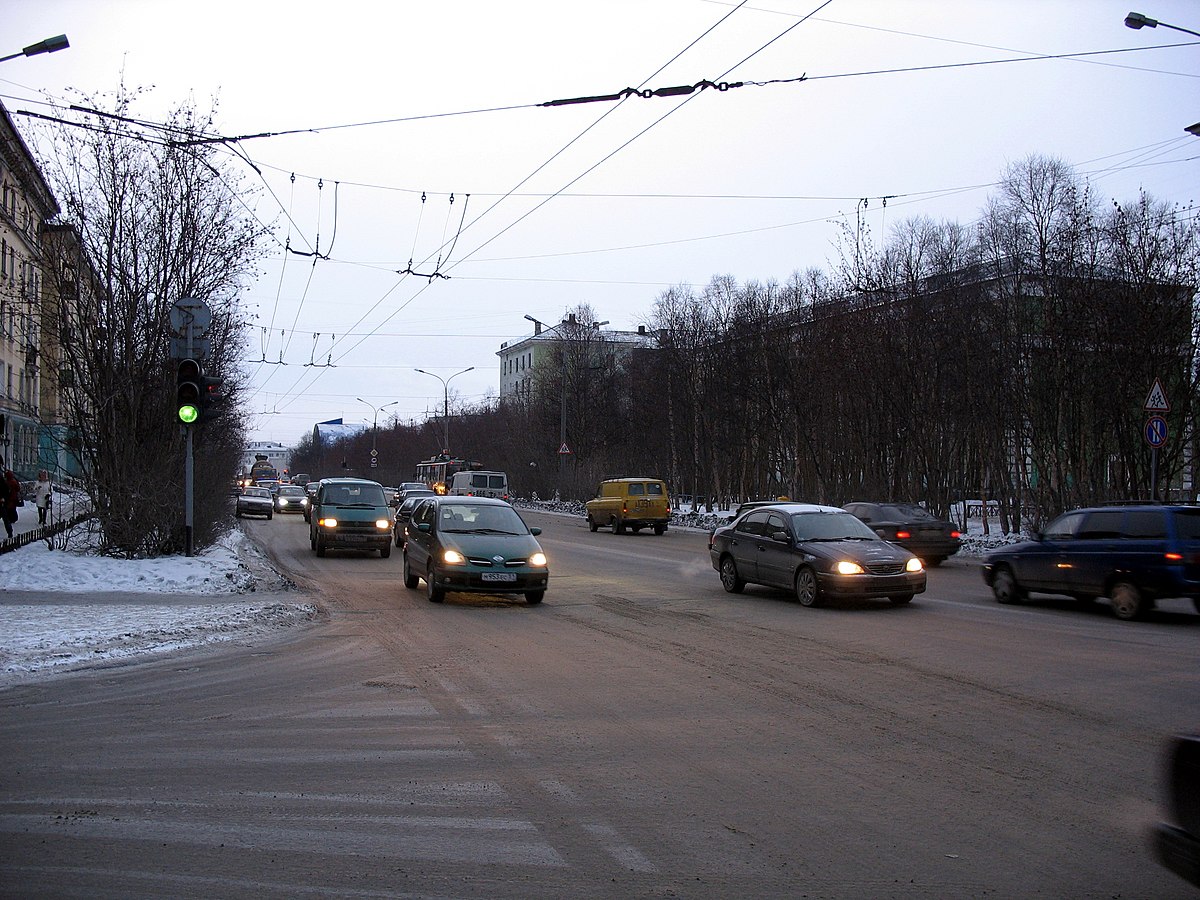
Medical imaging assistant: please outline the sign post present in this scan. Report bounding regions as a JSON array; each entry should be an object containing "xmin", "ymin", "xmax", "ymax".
[{"xmin": 1144, "ymin": 379, "xmax": 1170, "ymax": 502}]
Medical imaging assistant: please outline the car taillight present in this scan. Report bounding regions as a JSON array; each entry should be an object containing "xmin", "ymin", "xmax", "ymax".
[
  {"xmin": 896, "ymin": 530, "xmax": 912, "ymax": 540},
  {"xmin": 950, "ymin": 530, "xmax": 962, "ymax": 539},
  {"xmin": 1164, "ymin": 552, "xmax": 1186, "ymax": 563}
]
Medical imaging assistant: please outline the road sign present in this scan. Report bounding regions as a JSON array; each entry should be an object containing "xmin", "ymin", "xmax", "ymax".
[
  {"xmin": 558, "ymin": 443, "xmax": 571, "ymax": 455},
  {"xmin": 170, "ymin": 297, "xmax": 212, "ymax": 335},
  {"xmin": 1144, "ymin": 378, "xmax": 1170, "ymax": 413},
  {"xmin": 1145, "ymin": 415, "xmax": 1168, "ymax": 448}
]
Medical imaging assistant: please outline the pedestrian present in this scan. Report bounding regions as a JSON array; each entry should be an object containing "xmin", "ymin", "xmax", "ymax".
[
  {"xmin": 34, "ymin": 469, "xmax": 52, "ymax": 526},
  {"xmin": 1, "ymin": 468, "xmax": 18, "ymax": 539}
]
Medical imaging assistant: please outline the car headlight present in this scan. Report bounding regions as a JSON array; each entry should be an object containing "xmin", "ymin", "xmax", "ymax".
[
  {"xmin": 906, "ymin": 557, "xmax": 925, "ymax": 573},
  {"xmin": 443, "ymin": 549, "xmax": 465, "ymax": 565},
  {"xmin": 834, "ymin": 560, "xmax": 865, "ymax": 575},
  {"xmin": 529, "ymin": 552, "xmax": 548, "ymax": 567},
  {"xmin": 375, "ymin": 519, "xmax": 390, "ymax": 530},
  {"xmin": 319, "ymin": 516, "xmax": 337, "ymax": 527}
]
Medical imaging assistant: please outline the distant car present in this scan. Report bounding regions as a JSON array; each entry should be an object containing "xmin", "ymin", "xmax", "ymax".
[
  {"xmin": 393, "ymin": 482, "xmax": 428, "ymax": 506},
  {"xmin": 393, "ymin": 494, "xmax": 429, "ymax": 548},
  {"xmin": 843, "ymin": 501, "xmax": 962, "ymax": 566},
  {"xmin": 396, "ymin": 487, "xmax": 436, "ymax": 509},
  {"xmin": 273, "ymin": 484, "xmax": 309, "ymax": 514},
  {"xmin": 402, "ymin": 496, "xmax": 549, "ymax": 604},
  {"xmin": 302, "ymin": 482, "xmax": 320, "ymax": 522},
  {"xmin": 235, "ymin": 486, "xmax": 274, "ymax": 520},
  {"xmin": 981, "ymin": 503, "xmax": 1200, "ymax": 620},
  {"xmin": 585, "ymin": 477, "xmax": 670, "ymax": 535},
  {"xmin": 709, "ymin": 503, "xmax": 925, "ymax": 607},
  {"xmin": 1152, "ymin": 732, "xmax": 1200, "ymax": 889}
]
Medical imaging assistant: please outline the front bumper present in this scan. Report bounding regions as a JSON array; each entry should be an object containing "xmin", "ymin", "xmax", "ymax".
[
  {"xmin": 432, "ymin": 568, "xmax": 549, "ymax": 595},
  {"xmin": 1151, "ymin": 822, "xmax": 1200, "ymax": 889},
  {"xmin": 817, "ymin": 571, "xmax": 927, "ymax": 599}
]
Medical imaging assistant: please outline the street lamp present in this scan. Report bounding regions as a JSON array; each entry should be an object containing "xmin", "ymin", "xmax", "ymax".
[
  {"xmin": 0, "ymin": 35, "xmax": 70, "ymax": 64},
  {"xmin": 414, "ymin": 367, "xmax": 474, "ymax": 454},
  {"xmin": 357, "ymin": 397, "xmax": 398, "ymax": 470},
  {"xmin": 1124, "ymin": 11, "xmax": 1200, "ymax": 37}
]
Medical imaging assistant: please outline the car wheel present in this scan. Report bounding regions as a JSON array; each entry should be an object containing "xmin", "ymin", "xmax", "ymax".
[
  {"xmin": 925, "ymin": 556, "xmax": 945, "ymax": 567},
  {"xmin": 653, "ymin": 524, "xmax": 666, "ymax": 535},
  {"xmin": 719, "ymin": 556, "xmax": 745, "ymax": 593},
  {"xmin": 403, "ymin": 554, "xmax": 420, "ymax": 589},
  {"xmin": 266, "ymin": 511, "xmax": 273, "ymax": 520},
  {"xmin": 235, "ymin": 510, "xmax": 242, "ymax": 518},
  {"xmin": 991, "ymin": 566, "xmax": 1024, "ymax": 604},
  {"xmin": 794, "ymin": 567, "xmax": 821, "ymax": 607},
  {"xmin": 380, "ymin": 543, "xmax": 391, "ymax": 559},
  {"xmin": 889, "ymin": 594, "xmax": 914, "ymax": 605},
  {"xmin": 614, "ymin": 517, "xmax": 626, "ymax": 535},
  {"xmin": 525, "ymin": 591, "xmax": 545, "ymax": 605},
  {"xmin": 587, "ymin": 516, "xmax": 598, "ymax": 533},
  {"xmin": 316, "ymin": 535, "xmax": 326, "ymax": 557},
  {"xmin": 1110, "ymin": 581, "xmax": 1146, "ymax": 621},
  {"xmin": 426, "ymin": 567, "xmax": 445, "ymax": 603},
  {"xmin": 1193, "ymin": 597, "xmax": 1200, "ymax": 616},
  {"xmin": 309, "ymin": 530, "xmax": 316, "ymax": 550}
]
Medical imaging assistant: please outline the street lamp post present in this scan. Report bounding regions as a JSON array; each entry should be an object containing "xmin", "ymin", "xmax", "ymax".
[
  {"xmin": 0, "ymin": 35, "xmax": 70, "ymax": 64},
  {"xmin": 1124, "ymin": 11, "xmax": 1200, "ymax": 37},
  {"xmin": 357, "ymin": 397, "xmax": 398, "ymax": 471},
  {"xmin": 414, "ymin": 367, "xmax": 474, "ymax": 454}
]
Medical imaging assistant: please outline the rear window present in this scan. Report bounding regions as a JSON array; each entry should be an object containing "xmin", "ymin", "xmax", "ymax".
[
  {"xmin": 1172, "ymin": 509, "xmax": 1200, "ymax": 540},
  {"xmin": 1121, "ymin": 510, "xmax": 1167, "ymax": 539},
  {"xmin": 488, "ymin": 475, "xmax": 506, "ymax": 488},
  {"xmin": 646, "ymin": 483, "xmax": 665, "ymax": 495},
  {"xmin": 628, "ymin": 483, "xmax": 644, "ymax": 496}
]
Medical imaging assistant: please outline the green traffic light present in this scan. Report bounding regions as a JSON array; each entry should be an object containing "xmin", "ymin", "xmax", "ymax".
[{"xmin": 178, "ymin": 404, "xmax": 200, "ymax": 424}]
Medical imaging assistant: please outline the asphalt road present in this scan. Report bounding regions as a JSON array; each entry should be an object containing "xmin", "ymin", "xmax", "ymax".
[{"xmin": 2, "ymin": 509, "xmax": 1198, "ymax": 898}]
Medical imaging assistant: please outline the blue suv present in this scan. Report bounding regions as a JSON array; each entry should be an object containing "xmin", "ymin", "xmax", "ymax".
[{"xmin": 981, "ymin": 504, "xmax": 1200, "ymax": 620}]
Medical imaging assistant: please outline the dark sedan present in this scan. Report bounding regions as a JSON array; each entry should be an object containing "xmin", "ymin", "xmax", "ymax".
[
  {"xmin": 843, "ymin": 501, "xmax": 962, "ymax": 566},
  {"xmin": 393, "ymin": 494, "xmax": 429, "ymax": 547},
  {"xmin": 402, "ymin": 496, "xmax": 549, "ymax": 605},
  {"xmin": 709, "ymin": 503, "xmax": 926, "ymax": 607}
]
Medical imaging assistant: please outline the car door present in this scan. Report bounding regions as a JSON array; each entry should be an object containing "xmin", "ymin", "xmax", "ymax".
[
  {"xmin": 1018, "ymin": 510, "xmax": 1087, "ymax": 591},
  {"xmin": 756, "ymin": 511, "xmax": 795, "ymax": 588},
  {"xmin": 729, "ymin": 511, "xmax": 770, "ymax": 583},
  {"xmin": 405, "ymin": 499, "xmax": 436, "ymax": 573},
  {"xmin": 1066, "ymin": 510, "xmax": 1126, "ymax": 595}
]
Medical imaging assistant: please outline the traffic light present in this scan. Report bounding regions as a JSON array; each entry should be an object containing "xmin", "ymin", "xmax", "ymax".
[
  {"xmin": 200, "ymin": 373, "xmax": 224, "ymax": 413},
  {"xmin": 176, "ymin": 358, "xmax": 202, "ymax": 424}
]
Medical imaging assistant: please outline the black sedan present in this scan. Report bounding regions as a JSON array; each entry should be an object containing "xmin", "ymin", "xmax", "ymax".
[
  {"xmin": 709, "ymin": 503, "xmax": 926, "ymax": 607},
  {"xmin": 1152, "ymin": 733, "xmax": 1200, "ymax": 889},
  {"xmin": 843, "ymin": 501, "xmax": 962, "ymax": 566}
]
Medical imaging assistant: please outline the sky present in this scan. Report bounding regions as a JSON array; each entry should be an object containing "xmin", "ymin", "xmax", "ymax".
[{"xmin": 4, "ymin": 1, "xmax": 1199, "ymax": 448}]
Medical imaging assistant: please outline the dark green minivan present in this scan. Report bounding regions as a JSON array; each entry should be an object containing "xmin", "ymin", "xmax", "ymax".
[{"xmin": 309, "ymin": 478, "xmax": 393, "ymax": 558}]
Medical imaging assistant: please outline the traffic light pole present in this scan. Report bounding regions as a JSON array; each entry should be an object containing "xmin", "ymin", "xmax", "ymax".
[{"xmin": 184, "ymin": 423, "xmax": 194, "ymax": 557}]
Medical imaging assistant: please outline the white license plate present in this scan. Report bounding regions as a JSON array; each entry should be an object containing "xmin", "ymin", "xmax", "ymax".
[
  {"xmin": 342, "ymin": 535, "xmax": 367, "ymax": 543},
  {"xmin": 481, "ymin": 572, "xmax": 517, "ymax": 582}
]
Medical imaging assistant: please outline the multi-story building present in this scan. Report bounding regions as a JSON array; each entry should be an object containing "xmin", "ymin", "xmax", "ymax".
[
  {"xmin": 497, "ymin": 313, "xmax": 655, "ymax": 402},
  {"xmin": 0, "ymin": 102, "xmax": 59, "ymax": 478}
]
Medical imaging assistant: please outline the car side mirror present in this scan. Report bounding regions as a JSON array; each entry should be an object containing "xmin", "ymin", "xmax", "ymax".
[
  {"xmin": 771, "ymin": 531, "xmax": 791, "ymax": 543},
  {"xmin": 529, "ymin": 527, "xmax": 542, "ymax": 536},
  {"xmin": 417, "ymin": 523, "xmax": 432, "ymax": 533}
]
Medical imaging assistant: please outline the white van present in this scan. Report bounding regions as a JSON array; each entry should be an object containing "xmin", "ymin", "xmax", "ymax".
[{"xmin": 448, "ymin": 470, "xmax": 509, "ymax": 499}]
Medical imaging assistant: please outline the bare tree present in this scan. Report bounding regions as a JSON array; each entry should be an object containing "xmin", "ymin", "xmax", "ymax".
[{"xmin": 34, "ymin": 86, "xmax": 268, "ymax": 555}]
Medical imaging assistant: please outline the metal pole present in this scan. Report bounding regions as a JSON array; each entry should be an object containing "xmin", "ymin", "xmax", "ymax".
[{"xmin": 184, "ymin": 424, "xmax": 194, "ymax": 557}]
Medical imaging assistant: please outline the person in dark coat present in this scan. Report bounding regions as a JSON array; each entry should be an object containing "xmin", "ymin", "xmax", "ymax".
[{"xmin": 1, "ymin": 468, "xmax": 18, "ymax": 538}]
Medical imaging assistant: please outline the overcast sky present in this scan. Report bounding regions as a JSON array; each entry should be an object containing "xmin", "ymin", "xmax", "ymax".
[{"xmin": 6, "ymin": 1, "xmax": 1199, "ymax": 448}]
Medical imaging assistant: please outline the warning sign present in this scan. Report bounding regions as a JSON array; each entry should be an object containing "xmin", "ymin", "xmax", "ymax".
[
  {"xmin": 558, "ymin": 443, "xmax": 572, "ymax": 455},
  {"xmin": 1144, "ymin": 378, "xmax": 1170, "ymax": 413}
]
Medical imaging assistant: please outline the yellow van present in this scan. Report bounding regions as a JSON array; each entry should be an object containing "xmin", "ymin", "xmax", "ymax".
[{"xmin": 585, "ymin": 478, "xmax": 670, "ymax": 535}]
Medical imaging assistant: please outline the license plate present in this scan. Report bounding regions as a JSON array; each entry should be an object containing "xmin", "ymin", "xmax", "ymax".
[
  {"xmin": 342, "ymin": 535, "xmax": 367, "ymax": 543},
  {"xmin": 481, "ymin": 572, "xmax": 517, "ymax": 582}
]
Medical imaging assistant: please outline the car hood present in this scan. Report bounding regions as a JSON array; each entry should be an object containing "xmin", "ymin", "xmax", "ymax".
[
  {"xmin": 801, "ymin": 538, "xmax": 914, "ymax": 563},
  {"xmin": 439, "ymin": 531, "xmax": 543, "ymax": 560}
]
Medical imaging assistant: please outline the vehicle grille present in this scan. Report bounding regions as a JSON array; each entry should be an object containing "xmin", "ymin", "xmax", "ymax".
[
  {"xmin": 465, "ymin": 556, "xmax": 527, "ymax": 567},
  {"xmin": 866, "ymin": 562, "xmax": 905, "ymax": 576}
]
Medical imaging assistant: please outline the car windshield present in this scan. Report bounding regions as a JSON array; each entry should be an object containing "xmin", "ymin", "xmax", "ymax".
[
  {"xmin": 791, "ymin": 511, "xmax": 878, "ymax": 541},
  {"xmin": 326, "ymin": 484, "xmax": 387, "ymax": 506},
  {"xmin": 244, "ymin": 488, "xmax": 269, "ymax": 498},
  {"xmin": 279, "ymin": 487, "xmax": 304, "ymax": 496},
  {"xmin": 438, "ymin": 504, "xmax": 527, "ymax": 534}
]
